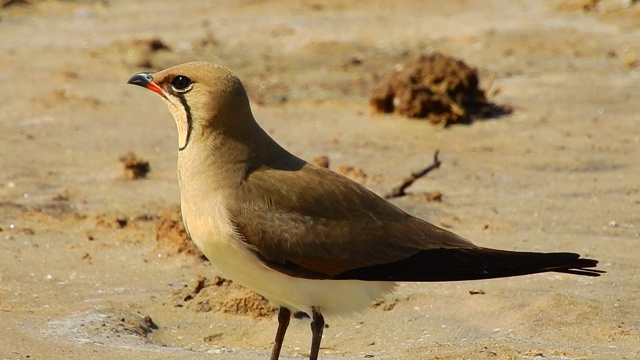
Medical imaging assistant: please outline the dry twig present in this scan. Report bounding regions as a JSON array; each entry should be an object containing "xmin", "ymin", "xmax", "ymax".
[{"xmin": 385, "ymin": 150, "xmax": 441, "ymax": 199}]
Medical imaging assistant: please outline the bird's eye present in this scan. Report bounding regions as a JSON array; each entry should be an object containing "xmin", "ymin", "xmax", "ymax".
[{"xmin": 170, "ymin": 75, "xmax": 193, "ymax": 93}]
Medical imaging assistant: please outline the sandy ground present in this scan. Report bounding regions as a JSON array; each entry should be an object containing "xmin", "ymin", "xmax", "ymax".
[{"xmin": 1, "ymin": 1, "xmax": 639, "ymax": 359}]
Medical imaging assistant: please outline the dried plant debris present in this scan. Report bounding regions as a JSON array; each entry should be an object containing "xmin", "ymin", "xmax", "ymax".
[
  {"xmin": 370, "ymin": 53, "xmax": 511, "ymax": 126},
  {"xmin": 385, "ymin": 150, "xmax": 441, "ymax": 199},
  {"xmin": 119, "ymin": 152, "xmax": 150, "ymax": 180}
]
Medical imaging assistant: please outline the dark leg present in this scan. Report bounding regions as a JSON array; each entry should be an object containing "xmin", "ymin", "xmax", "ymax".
[
  {"xmin": 309, "ymin": 307, "xmax": 325, "ymax": 360},
  {"xmin": 270, "ymin": 306, "xmax": 291, "ymax": 360}
]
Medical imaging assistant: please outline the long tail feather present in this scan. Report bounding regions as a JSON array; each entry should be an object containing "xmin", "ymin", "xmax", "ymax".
[{"xmin": 336, "ymin": 248, "xmax": 602, "ymax": 282}]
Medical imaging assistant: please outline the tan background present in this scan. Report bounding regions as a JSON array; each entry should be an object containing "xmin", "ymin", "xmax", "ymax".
[{"xmin": 1, "ymin": 1, "xmax": 638, "ymax": 359}]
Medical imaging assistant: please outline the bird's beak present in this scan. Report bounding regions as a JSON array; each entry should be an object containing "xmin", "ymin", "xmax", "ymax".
[{"xmin": 127, "ymin": 72, "xmax": 164, "ymax": 95}]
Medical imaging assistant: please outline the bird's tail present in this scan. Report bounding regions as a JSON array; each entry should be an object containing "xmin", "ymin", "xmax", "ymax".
[{"xmin": 337, "ymin": 247, "xmax": 603, "ymax": 282}]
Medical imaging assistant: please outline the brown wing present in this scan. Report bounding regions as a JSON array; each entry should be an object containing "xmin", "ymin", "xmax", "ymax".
[{"xmin": 228, "ymin": 162, "xmax": 477, "ymax": 279}]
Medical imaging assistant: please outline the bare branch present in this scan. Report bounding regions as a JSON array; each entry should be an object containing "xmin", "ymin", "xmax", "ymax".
[{"xmin": 385, "ymin": 150, "xmax": 441, "ymax": 199}]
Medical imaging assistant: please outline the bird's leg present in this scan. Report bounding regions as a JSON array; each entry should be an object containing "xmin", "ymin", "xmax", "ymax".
[
  {"xmin": 270, "ymin": 306, "xmax": 291, "ymax": 360},
  {"xmin": 309, "ymin": 307, "xmax": 325, "ymax": 360}
]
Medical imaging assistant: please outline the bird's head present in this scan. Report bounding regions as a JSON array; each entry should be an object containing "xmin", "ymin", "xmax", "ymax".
[{"xmin": 127, "ymin": 61, "xmax": 253, "ymax": 151}]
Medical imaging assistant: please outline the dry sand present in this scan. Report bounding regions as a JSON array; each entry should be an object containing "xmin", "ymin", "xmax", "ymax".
[{"xmin": 1, "ymin": 1, "xmax": 639, "ymax": 359}]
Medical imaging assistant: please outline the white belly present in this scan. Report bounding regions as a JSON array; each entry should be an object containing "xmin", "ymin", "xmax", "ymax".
[{"xmin": 203, "ymin": 233, "xmax": 395, "ymax": 317}]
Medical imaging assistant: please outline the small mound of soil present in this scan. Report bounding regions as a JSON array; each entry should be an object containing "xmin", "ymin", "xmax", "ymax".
[
  {"xmin": 173, "ymin": 275, "xmax": 278, "ymax": 318},
  {"xmin": 217, "ymin": 291, "xmax": 277, "ymax": 318},
  {"xmin": 415, "ymin": 190, "xmax": 443, "ymax": 202},
  {"xmin": 336, "ymin": 165, "xmax": 367, "ymax": 184},
  {"xmin": 310, "ymin": 155, "xmax": 330, "ymax": 168},
  {"xmin": 154, "ymin": 206, "xmax": 206, "ymax": 260},
  {"xmin": 119, "ymin": 152, "xmax": 150, "ymax": 180},
  {"xmin": 46, "ymin": 308, "xmax": 158, "ymax": 347},
  {"xmin": 370, "ymin": 53, "xmax": 508, "ymax": 126}
]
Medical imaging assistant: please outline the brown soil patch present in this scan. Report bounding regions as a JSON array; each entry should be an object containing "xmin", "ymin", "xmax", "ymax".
[
  {"xmin": 370, "ymin": 53, "xmax": 509, "ymax": 126},
  {"xmin": 414, "ymin": 190, "xmax": 443, "ymax": 203},
  {"xmin": 372, "ymin": 294, "xmax": 410, "ymax": 312},
  {"xmin": 106, "ymin": 308, "xmax": 159, "ymax": 337},
  {"xmin": 310, "ymin": 156, "xmax": 367, "ymax": 183},
  {"xmin": 173, "ymin": 275, "xmax": 278, "ymax": 319},
  {"xmin": 336, "ymin": 165, "xmax": 368, "ymax": 183},
  {"xmin": 119, "ymin": 152, "xmax": 150, "ymax": 180},
  {"xmin": 153, "ymin": 206, "xmax": 206, "ymax": 260},
  {"xmin": 310, "ymin": 155, "xmax": 330, "ymax": 168}
]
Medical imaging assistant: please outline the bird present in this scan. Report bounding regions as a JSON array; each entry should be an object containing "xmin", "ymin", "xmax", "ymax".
[{"xmin": 127, "ymin": 61, "xmax": 602, "ymax": 360}]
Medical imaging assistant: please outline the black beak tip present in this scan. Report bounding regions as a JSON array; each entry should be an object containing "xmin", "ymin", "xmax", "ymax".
[{"xmin": 127, "ymin": 72, "xmax": 154, "ymax": 87}]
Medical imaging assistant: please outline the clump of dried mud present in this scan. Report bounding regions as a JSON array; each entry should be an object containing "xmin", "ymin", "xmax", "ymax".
[
  {"xmin": 173, "ymin": 275, "xmax": 278, "ymax": 318},
  {"xmin": 370, "ymin": 53, "xmax": 509, "ymax": 126},
  {"xmin": 118, "ymin": 152, "xmax": 150, "ymax": 180},
  {"xmin": 336, "ymin": 165, "xmax": 368, "ymax": 184},
  {"xmin": 310, "ymin": 155, "xmax": 367, "ymax": 183},
  {"xmin": 310, "ymin": 155, "xmax": 330, "ymax": 169},
  {"xmin": 153, "ymin": 206, "xmax": 206, "ymax": 260}
]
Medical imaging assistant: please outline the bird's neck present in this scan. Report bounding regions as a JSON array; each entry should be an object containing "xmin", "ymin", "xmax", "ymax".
[{"xmin": 176, "ymin": 121, "xmax": 295, "ymax": 193}]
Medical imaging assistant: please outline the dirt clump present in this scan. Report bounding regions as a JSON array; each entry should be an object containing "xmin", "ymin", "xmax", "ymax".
[
  {"xmin": 154, "ymin": 206, "xmax": 206, "ymax": 260},
  {"xmin": 114, "ymin": 310, "xmax": 159, "ymax": 337},
  {"xmin": 415, "ymin": 190, "xmax": 443, "ymax": 202},
  {"xmin": 370, "ymin": 53, "xmax": 508, "ymax": 127},
  {"xmin": 336, "ymin": 165, "xmax": 368, "ymax": 183},
  {"xmin": 119, "ymin": 152, "xmax": 150, "ymax": 180},
  {"xmin": 174, "ymin": 275, "xmax": 278, "ymax": 318},
  {"xmin": 310, "ymin": 156, "xmax": 367, "ymax": 183},
  {"xmin": 77, "ymin": 308, "xmax": 159, "ymax": 340},
  {"xmin": 310, "ymin": 155, "xmax": 330, "ymax": 168},
  {"xmin": 372, "ymin": 295, "xmax": 409, "ymax": 312},
  {"xmin": 217, "ymin": 292, "xmax": 278, "ymax": 318}
]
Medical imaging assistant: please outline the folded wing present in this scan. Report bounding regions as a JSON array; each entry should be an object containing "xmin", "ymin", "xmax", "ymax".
[{"xmin": 229, "ymin": 162, "xmax": 601, "ymax": 281}]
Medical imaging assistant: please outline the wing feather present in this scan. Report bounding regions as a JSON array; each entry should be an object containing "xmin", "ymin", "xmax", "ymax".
[{"xmin": 228, "ymin": 162, "xmax": 475, "ymax": 278}]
